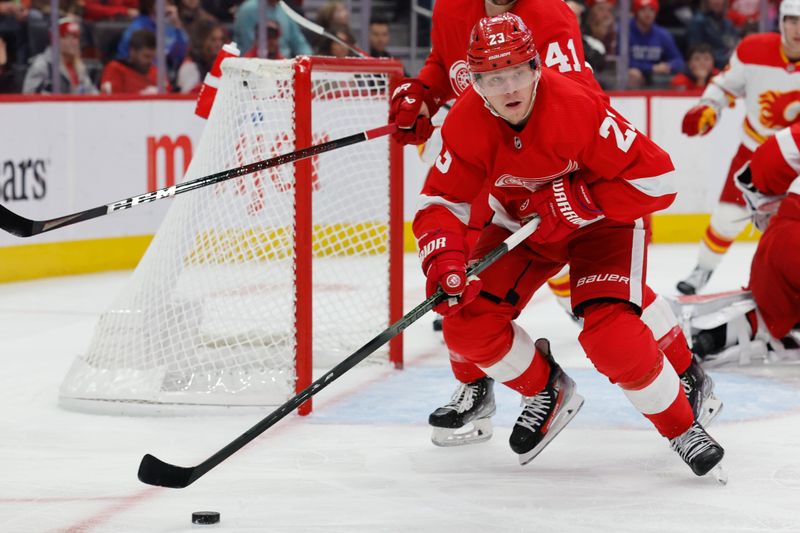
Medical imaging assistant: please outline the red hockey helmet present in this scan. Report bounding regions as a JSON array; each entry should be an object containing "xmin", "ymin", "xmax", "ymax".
[{"xmin": 467, "ymin": 13, "xmax": 539, "ymax": 74}]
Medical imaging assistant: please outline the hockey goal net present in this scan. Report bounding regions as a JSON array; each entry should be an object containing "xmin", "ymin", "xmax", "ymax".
[{"xmin": 59, "ymin": 56, "xmax": 405, "ymax": 415}]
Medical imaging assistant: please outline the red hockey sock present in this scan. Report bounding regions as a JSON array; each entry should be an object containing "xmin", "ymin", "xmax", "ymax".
[{"xmin": 581, "ymin": 301, "xmax": 694, "ymax": 438}]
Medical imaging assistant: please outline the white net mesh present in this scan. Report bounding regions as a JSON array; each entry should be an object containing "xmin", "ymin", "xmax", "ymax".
[{"xmin": 59, "ymin": 58, "xmax": 399, "ymax": 414}]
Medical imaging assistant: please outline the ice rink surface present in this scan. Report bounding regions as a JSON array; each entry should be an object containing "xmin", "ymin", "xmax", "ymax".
[{"xmin": 2, "ymin": 242, "xmax": 799, "ymax": 533}]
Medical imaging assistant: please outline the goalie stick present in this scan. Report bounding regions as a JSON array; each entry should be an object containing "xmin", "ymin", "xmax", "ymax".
[
  {"xmin": 137, "ymin": 216, "xmax": 541, "ymax": 489},
  {"xmin": 0, "ymin": 124, "xmax": 396, "ymax": 238}
]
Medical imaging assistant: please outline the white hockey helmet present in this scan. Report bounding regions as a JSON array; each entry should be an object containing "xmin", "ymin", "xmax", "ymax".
[
  {"xmin": 780, "ymin": 0, "xmax": 800, "ymax": 46},
  {"xmin": 780, "ymin": 0, "xmax": 800, "ymax": 18}
]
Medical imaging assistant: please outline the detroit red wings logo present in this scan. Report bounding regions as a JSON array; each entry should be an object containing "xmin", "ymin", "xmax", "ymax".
[
  {"xmin": 223, "ymin": 132, "xmax": 326, "ymax": 215},
  {"xmin": 494, "ymin": 160, "xmax": 580, "ymax": 191},
  {"xmin": 449, "ymin": 60, "xmax": 471, "ymax": 96},
  {"xmin": 758, "ymin": 90, "xmax": 800, "ymax": 129}
]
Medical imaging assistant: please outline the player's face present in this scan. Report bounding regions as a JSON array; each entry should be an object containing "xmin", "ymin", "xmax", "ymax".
[
  {"xmin": 782, "ymin": 16, "xmax": 800, "ymax": 57},
  {"xmin": 475, "ymin": 63, "xmax": 539, "ymax": 125}
]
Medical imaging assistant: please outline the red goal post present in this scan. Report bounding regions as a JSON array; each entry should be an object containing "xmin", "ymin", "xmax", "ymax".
[{"xmin": 292, "ymin": 57, "xmax": 406, "ymax": 414}]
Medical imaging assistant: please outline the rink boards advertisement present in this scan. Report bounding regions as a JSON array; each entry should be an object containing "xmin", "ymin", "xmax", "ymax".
[{"xmin": 0, "ymin": 93, "xmax": 750, "ymax": 280}]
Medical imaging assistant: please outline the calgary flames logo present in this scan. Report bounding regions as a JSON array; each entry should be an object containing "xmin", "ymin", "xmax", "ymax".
[
  {"xmin": 758, "ymin": 89, "xmax": 800, "ymax": 129},
  {"xmin": 449, "ymin": 60, "xmax": 471, "ymax": 96}
]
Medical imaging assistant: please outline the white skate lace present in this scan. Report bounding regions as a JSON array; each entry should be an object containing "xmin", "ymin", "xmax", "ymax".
[
  {"xmin": 516, "ymin": 391, "xmax": 553, "ymax": 432},
  {"xmin": 445, "ymin": 382, "xmax": 477, "ymax": 413},
  {"xmin": 671, "ymin": 423, "xmax": 714, "ymax": 463},
  {"xmin": 680, "ymin": 374, "xmax": 693, "ymax": 398}
]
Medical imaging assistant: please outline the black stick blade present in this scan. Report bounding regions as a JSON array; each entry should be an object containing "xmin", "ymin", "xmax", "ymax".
[
  {"xmin": 0, "ymin": 204, "xmax": 36, "ymax": 237},
  {"xmin": 138, "ymin": 454, "xmax": 198, "ymax": 488}
]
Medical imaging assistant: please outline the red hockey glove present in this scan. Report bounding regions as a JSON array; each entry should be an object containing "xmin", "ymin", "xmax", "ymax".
[
  {"xmin": 682, "ymin": 104, "xmax": 718, "ymax": 136},
  {"xmin": 527, "ymin": 176, "xmax": 603, "ymax": 244},
  {"xmin": 389, "ymin": 78, "xmax": 437, "ymax": 146},
  {"xmin": 418, "ymin": 230, "xmax": 482, "ymax": 317}
]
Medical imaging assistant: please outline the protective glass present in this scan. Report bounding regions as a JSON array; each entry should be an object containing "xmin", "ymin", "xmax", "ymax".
[{"xmin": 472, "ymin": 63, "xmax": 539, "ymax": 97}]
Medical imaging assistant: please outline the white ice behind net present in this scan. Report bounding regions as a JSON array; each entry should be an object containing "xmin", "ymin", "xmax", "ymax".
[{"xmin": 59, "ymin": 58, "xmax": 393, "ymax": 413}]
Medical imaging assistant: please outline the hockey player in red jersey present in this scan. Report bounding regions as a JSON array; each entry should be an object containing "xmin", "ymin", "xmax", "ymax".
[
  {"xmin": 677, "ymin": 0, "xmax": 800, "ymax": 295},
  {"xmin": 689, "ymin": 123, "xmax": 800, "ymax": 364},
  {"xmin": 416, "ymin": 13, "xmax": 726, "ymax": 479},
  {"xmin": 393, "ymin": 0, "xmax": 602, "ymax": 326},
  {"xmin": 394, "ymin": 0, "xmax": 721, "ymax": 449},
  {"xmin": 745, "ymin": 124, "xmax": 800, "ymax": 341}
]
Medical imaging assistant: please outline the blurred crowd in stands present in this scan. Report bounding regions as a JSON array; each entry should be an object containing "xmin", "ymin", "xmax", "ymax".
[{"xmin": 0, "ymin": 0, "xmax": 783, "ymax": 94}]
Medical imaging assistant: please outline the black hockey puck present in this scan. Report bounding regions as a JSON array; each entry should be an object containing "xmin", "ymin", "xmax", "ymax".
[{"xmin": 192, "ymin": 511, "xmax": 220, "ymax": 525}]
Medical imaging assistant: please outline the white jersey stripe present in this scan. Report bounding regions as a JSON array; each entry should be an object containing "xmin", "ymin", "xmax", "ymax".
[
  {"xmin": 417, "ymin": 194, "xmax": 471, "ymax": 225},
  {"xmin": 626, "ymin": 171, "xmax": 677, "ymax": 199},
  {"xmin": 622, "ymin": 355, "xmax": 681, "ymax": 415},
  {"xmin": 640, "ymin": 295, "xmax": 677, "ymax": 340},
  {"xmin": 488, "ymin": 194, "xmax": 522, "ymax": 233},
  {"xmin": 479, "ymin": 323, "xmax": 535, "ymax": 383},
  {"xmin": 776, "ymin": 127, "xmax": 800, "ymax": 173},
  {"xmin": 789, "ymin": 176, "xmax": 800, "ymax": 195},
  {"xmin": 628, "ymin": 218, "xmax": 645, "ymax": 307}
]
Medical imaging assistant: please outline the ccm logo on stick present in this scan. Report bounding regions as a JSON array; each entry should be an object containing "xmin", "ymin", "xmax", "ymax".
[{"xmin": 575, "ymin": 273, "xmax": 630, "ymax": 287}]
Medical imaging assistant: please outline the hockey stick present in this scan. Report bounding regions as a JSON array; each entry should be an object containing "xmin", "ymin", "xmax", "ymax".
[
  {"xmin": 278, "ymin": 0, "xmax": 369, "ymax": 58},
  {"xmin": 137, "ymin": 216, "xmax": 541, "ymax": 489},
  {"xmin": 0, "ymin": 124, "xmax": 396, "ymax": 238}
]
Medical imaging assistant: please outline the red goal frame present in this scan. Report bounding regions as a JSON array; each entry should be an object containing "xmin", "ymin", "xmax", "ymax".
[{"xmin": 292, "ymin": 56, "xmax": 405, "ymax": 414}]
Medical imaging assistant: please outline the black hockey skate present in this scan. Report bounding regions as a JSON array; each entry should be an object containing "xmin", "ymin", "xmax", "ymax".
[
  {"xmin": 429, "ymin": 377, "xmax": 496, "ymax": 447},
  {"xmin": 509, "ymin": 339, "xmax": 584, "ymax": 465},
  {"xmin": 680, "ymin": 358, "xmax": 723, "ymax": 427},
  {"xmin": 669, "ymin": 421, "xmax": 726, "ymax": 483},
  {"xmin": 677, "ymin": 265, "xmax": 713, "ymax": 295}
]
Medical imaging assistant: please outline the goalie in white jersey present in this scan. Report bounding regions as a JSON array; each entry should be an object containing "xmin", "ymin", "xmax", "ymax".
[{"xmin": 676, "ymin": 0, "xmax": 800, "ymax": 295}]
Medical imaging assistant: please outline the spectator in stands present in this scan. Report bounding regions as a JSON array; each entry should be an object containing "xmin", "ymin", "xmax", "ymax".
[
  {"xmin": 584, "ymin": 0, "xmax": 617, "ymax": 57},
  {"xmin": 242, "ymin": 18, "xmax": 283, "ymax": 58},
  {"xmin": 81, "ymin": 0, "xmax": 139, "ymax": 22},
  {"xmin": 671, "ymin": 42, "xmax": 720, "ymax": 90},
  {"xmin": 583, "ymin": 0, "xmax": 616, "ymax": 85},
  {"xmin": 315, "ymin": 0, "xmax": 348, "ymax": 30},
  {"xmin": 201, "ymin": 0, "xmax": 237, "ymax": 22},
  {"xmin": 728, "ymin": 0, "xmax": 760, "ymax": 29},
  {"xmin": 315, "ymin": 23, "xmax": 354, "ymax": 57},
  {"xmin": 368, "ymin": 14, "xmax": 392, "ymax": 58},
  {"xmin": 0, "ymin": 0, "xmax": 27, "ymax": 68},
  {"xmin": 23, "ymin": 18, "xmax": 98, "ymax": 93},
  {"xmin": 0, "ymin": 33, "xmax": 12, "ymax": 92},
  {"xmin": 626, "ymin": 0, "xmax": 685, "ymax": 88},
  {"xmin": 686, "ymin": 0, "xmax": 739, "ymax": 69},
  {"xmin": 100, "ymin": 28, "xmax": 167, "ymax": 93},
  {"xmin": 233, "ymin": 0, "xmax": 311, "ymax": 58},
  {"xmin": 178, "ymin": 0, "xmax": 215, "ymax": 30},
  {"xmin": 176, "ymin": 18, "xmax": 223, "ymax": 92},
  {"xmin": 117, "ymin": 0, "xmax": 188, "ymax": 77}
]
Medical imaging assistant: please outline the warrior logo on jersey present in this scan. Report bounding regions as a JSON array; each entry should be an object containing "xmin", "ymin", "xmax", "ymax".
[
  {"xmin": 494, "ymin": 160, "xmax": 580, "ymax": 191},
  {"xmin": 758, "ymin": 89, "xmax": 800, "ymax": 129},
  {"xmin": 449, "ymin": 60, "xmax": 471, "ymax": 95}
]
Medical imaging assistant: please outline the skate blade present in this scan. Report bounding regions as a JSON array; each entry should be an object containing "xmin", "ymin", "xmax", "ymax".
[
  {"xmin": 698, "ymin": 395, "xmax": 723, "ymax": 427},
  {"xmin": 431, "ymin": 418, "xmax": 493, "ymax": 447},
  {"xmin": 519, "ymin": 393, "xmax": 585, "ymax": 466},
  {"xmin": 708, "ymin": 463, "xmax": 728, "ymax": 485}
]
